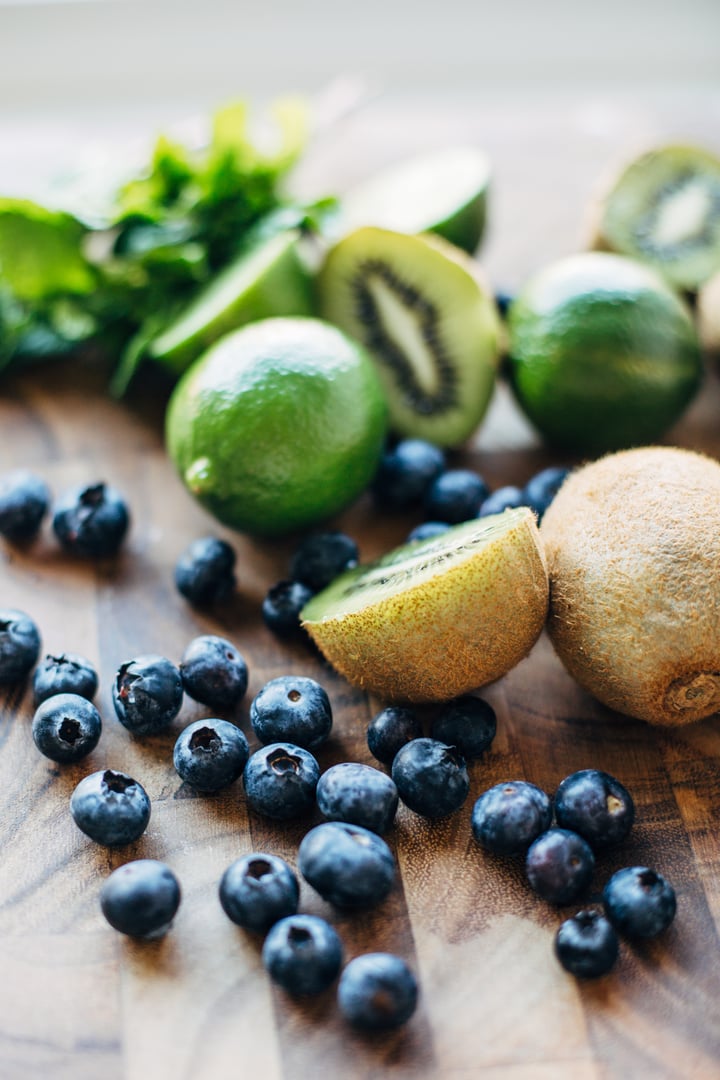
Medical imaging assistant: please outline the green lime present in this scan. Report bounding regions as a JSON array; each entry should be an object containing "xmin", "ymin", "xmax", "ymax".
[
  {"xmin": 508, "ymin": 252, "xmax": 702, "ymax": 454},
  {"xmin": 165, "ymin": 317, "xmax": 388, "ymax": 537},
  {"xmin": 338, "ymin": 147, "xmax": 490, "ymax": 254},
  {"xmin": 150, "ymin": 229, "xmax": 313, "ymax": 375}
]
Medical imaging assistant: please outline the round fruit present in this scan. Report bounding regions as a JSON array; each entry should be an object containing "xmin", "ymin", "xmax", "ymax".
[
  {"xmin": 508, "ymin": 252, "xmax": 702, "ymax": 455},
  {"xmin": 165, "ymin": 317, "xmax": 387, "ymax": 538},
  {"xmin": 338, "ymin": 146, "xmax": 491, "ymax": 254},
  {"xmin": 541, "ymin": 446, "xmax": 720, "ymax": 725},
  {"xmin": 301, "ymin": 507, "xmax": 548, "ymax": 703},
  {"xmin": 589, "ymin": 144, "xmax": 720, "ymax": 291},
  {"xmin": 150, "ymin": 229, "xmax": 313, "ymax": 375},
  {"xmin": 698, "ymin": 269, "xmax": 720, "ymax": 356},
  {"xmin": 554, "ymin": 910, "xmax": 619, "ymax": 979}
]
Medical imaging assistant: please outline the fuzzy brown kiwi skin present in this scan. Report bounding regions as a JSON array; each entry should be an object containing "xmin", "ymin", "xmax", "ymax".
[{"xmin": 541, "ymin": 446, "xmax": 720, "ymax": 726}]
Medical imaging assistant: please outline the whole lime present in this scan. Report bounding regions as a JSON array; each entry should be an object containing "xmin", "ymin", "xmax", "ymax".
[
  {"xmin": 165, "ymin": 317, "xmax": 388, "ymax": 537},
  {"xmin": 507, "ymin": 252, "xmax": 702, "ymax": 455}
]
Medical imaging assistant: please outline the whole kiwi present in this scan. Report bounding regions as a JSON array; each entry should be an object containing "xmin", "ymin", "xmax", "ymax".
[{"xmin": 541, "ymin": 446, "xmax": 720, "ymax": 726}]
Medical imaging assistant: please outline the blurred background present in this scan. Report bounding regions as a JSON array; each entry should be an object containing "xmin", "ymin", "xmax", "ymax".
[{"xmin": 1, "ymin": 0, "xmax": 719, "ymax": 282}]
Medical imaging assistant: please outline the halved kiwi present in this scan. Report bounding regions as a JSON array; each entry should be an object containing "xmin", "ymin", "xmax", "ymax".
[
  {"xmin": 302, "ymin": 508, "xmax": 548, "ymax": 704},
  {"xmin": 590, "ymin": 144, "xmax": 720, "ymax": 291},
  {"xmin": 338, "ymin": 146, "xmax": 491, "ymax": 254},
  {"xmin": 149, "ymin": 228, "xmax": 313, "ymax": 374},
  {"xmin": 317, "ymin": 227, "xmax": 500, "ymax": 447}
]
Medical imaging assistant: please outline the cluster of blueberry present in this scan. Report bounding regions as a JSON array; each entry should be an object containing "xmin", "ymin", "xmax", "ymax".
[
  {"xmin": 470, "ymin": 771, "xmax": 677, "ymax": 977},
  {"xmin": 172, "ymin": 530, "xmax": 360, "ymax": 644},
  {"xmin": 0, "ymin": 470, "xmax": 129, "ymax": 556},
  {"xmin": 77, "ymin": 681, "xmax": 502, "ymax": 1027},
  {"xmin": 0, "ymin": 456, "xmax": 676, "ymax": 1019},
  {"xmin": 0, "ymin": 603, "xmax": 432, "ymax": 1029},
  {"xmin": 371, "ymin": 438, "xmax": 570, "ymax": 543},
  {"xmin": 101, "ymin": 850, "xmax": 417, "ymax": 1029}
]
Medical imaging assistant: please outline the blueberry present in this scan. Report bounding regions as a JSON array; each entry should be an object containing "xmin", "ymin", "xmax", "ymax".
[
  {"xmin": 471, "ymin": 780, "xmax": 552, "ymax": 855},
  {"xmin": 100, "ymin": 859, "xmax": 181, "ymax": 939},
  {"xmin": 367, "ymin": 706, "xmax": 422, "ymax": 767},
  {"xmin": 243, "ymin": 742, "xmax": 320, "ymax": 821},
  {"xmin": 372, "ymin": 439, "xmax": 446, "ymax": 510},
  {"xmin": 554, "ymin": 769, "xmax": 635, "ymax": 851},
  {"xmin": 298, "ymin": 821, "xmax": 395, "ymax": 909},
  {"xmin": 406, "ymin": 521, "xmax": 451, "ymax": 544},
  {"xmin": 113, "ymin": 654, "xmax": 183, "ymax": 736},
  {"xmin": 261, "ymin": 580, "xmax": 315, "ymax": 639},
  {"xmin": 174, "ymin": 536, "xmax": 236, "ymax": 606},
  {"xmin": 173, "ymin": 718, "xmax": 249, "ymax": 792},
  {"xmin": 33, "ymin": 652, "xmax": 98, "ymax": 707},
  {"xmin": 424, "ymin": 469, "xmax": 489, "ymax": 524},
  {"xmin": 522, "ymin": 466, "xmax": 570, "ymax": 520},
  {"xmin": 316, "ymin": 762, "xmax": 399, "ymax": 835},
  {"xmin": 603, "ymin": 866, "xmax": 677, "ymax": 939},
  {"xmin": 338, "ymin": 953, "xmax": 418, "ymax": 1030},
  {"xmin": 430, "ymin": 695, "xmax": 496, "ymax": 759},
  {"xmin": 219, "ymin": 853, "xmax": 299, "ymax": 932},
  {"xmin": 494, "ymin": 291, "xmax": 515, "ymax": 319},
  {"xmin": 0, "ymin": 470, "xmax": 50, "ymax": 541},
  {"xmin": 32, "ymin": 693, "xmax": 102, "ymax": 763},
  {"xmin": 391, "ymin": 738, "xmax": 469, "ymax": 819},
  {"xmin": 554, "ymin": 910, "xmax": 619, "ymax": 979},
  {"xmin": 0, "ymin": 608, "xmax": 41, "ymax": 684},
  {"xmin": 477, "ymin": 486, "xmax": 525, "ymax": 518},
  {"xmin": 289, "ymin": 531, "xmax": 359, "ymax": 591},
  {"xmin": 262, "ymin": 914, "xmax": 343, "ymax": 995},
  {"xmin": 525, "ymin": 828, "xmax": 595, "ymax": 905},
  {"xmin": 70, "ymin": 769, "xmax": 151, "ymax": 846},
  {"xmin": 179, "ymin": 635, "xmax": 248, "ymax": 711},
  {"xmin": 52, "ymin": 481, "xmax": 129, "ymax": 557},
  {"xmin": 250, "ymin": 676, "xmax": 332, "ymax": 750}
]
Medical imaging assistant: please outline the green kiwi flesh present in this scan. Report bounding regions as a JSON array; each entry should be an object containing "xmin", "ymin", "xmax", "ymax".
[
  {"xmin": 339, "ymin": 146, "xmax": 491, "ymax": 254},
  {"xmin": 149, "ymin": 229, "xmax": 313, "ymax": 374},
  {"xmin": 317, "ymin": 227, "xmax": 500, "ymax": 447},
  {"xmin": 593, "ymin": 144, "xmax": 720, "ymax": 291},
  {"xmin": 302, "ymin": 508, "xmax": 549, "ymax": 703}
]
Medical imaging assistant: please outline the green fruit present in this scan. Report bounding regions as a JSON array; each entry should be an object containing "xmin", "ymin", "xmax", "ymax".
[
  {"xmin": 150, "ymin": 229, "xmax": 313, "ymax": 374},
  {"xmin": 590, "ymin": 144, "xmax": 720, "ymax": 291},
  {"xmin": 165, "ymin": 317, "xmax": 387, "ymax": 537},
  {"xmin": 318, "ymin": 227, "xmax": 500, "ymax": 447},
  {"xmin": 542, "ymin": 447, "xmax": 720, "ymax": 726},
  {"xmin": 339, "ymin": 146, "xmax": 490, "ymax": 253},
  {"xmin": 698, "ymin": 269, "xmax": 720, "ymax": 356},
  {"xmin": 302, "ymin": 508, "xmax": 548, "ymax": 703},
  {"xmin": 508, "ymin": 252, "xmax": 702, "ymax": 455}
]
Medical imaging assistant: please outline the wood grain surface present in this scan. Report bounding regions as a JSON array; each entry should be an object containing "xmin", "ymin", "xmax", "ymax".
[{"xmin": 2, "ymin": 97, "xmax": 720, "ymax": 1080}]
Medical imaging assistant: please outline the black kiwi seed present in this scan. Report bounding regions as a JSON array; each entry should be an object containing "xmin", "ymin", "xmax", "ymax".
[
  {"xmin": 351, "ymin": 260, "xmax": 459, "ymax": 415},
  {"xmin": 636, "ymin": 171, "xmax": 720, "ymax": 260}
]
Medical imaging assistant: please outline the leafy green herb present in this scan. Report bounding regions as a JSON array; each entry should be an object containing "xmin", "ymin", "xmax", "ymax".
[{"xmin": 0, "ymin": 96, "xmax": 329, "ymax": 387}]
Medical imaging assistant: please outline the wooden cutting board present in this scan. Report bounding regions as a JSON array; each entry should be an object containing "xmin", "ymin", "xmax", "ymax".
[{"xmin": 1, "ymin": 99, "xmax": 720, "ymax": 1080}]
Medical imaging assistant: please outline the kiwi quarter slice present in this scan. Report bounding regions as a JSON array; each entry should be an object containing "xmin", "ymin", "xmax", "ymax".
[
  {"xmin": 318, "ymin": 226, "xmax": 500, "ymax": 447},
  {"xmin": 302, "ymin": 508, "xmax": 548, "ymax": 704},
  {"xmin": 338, "ymin": 146, "xmax": 491, "ymax": 254},
  {"xmin": 149, "ymin": 228, "xmax": 313, "ymax": 374},
  {"xmin": 591, "ymin": 144, "xmax": 720, "ymax": 291}
]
